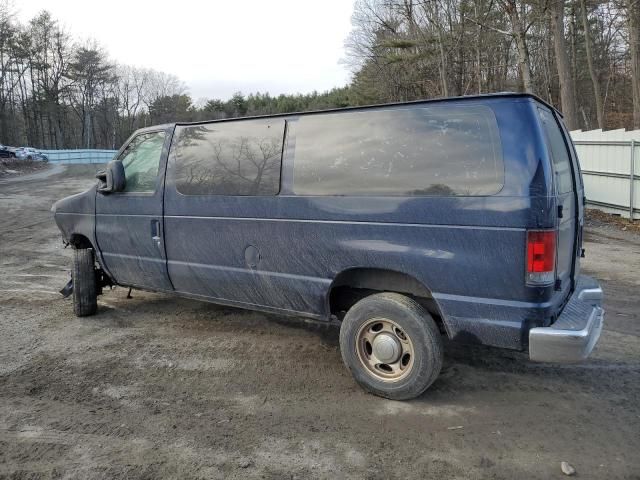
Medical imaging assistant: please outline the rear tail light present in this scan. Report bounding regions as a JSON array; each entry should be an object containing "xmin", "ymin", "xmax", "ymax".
[{"xmin": 526, "ymin": 230, "xmax": 556, "ymax": 285}]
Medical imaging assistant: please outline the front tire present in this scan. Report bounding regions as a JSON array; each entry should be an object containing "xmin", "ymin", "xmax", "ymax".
[
  {"xmin": 339, "ymin": 292, "xmax": 443, "ymax": 400},
  {"xmin": 72, "ymin": 248, "xmax": 98, "ymax": 317}
]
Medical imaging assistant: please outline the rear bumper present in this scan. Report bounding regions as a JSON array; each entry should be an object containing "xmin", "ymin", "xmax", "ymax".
[{"xmin": 529, "ymin": 275, "xmax": 604, "ymax": 362}]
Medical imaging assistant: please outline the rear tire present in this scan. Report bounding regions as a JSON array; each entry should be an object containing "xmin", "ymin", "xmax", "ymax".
[
  {"xmin": 72, "ymin": 248, "xmax": 97, "ymax": 317},
  {"xmin": 339, "ymin": 292, "xmax": 443, "ymax": 400}
]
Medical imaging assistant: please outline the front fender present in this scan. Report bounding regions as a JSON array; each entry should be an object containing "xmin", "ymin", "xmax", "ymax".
[{"xmin": 52, "ymin": 185, "xmax": 97, "ymax": 244}]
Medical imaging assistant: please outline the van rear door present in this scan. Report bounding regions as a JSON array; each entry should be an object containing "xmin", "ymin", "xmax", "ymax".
[{"xmin": 538, "ymin": 107, "xmax": 578, "ymax": 298}]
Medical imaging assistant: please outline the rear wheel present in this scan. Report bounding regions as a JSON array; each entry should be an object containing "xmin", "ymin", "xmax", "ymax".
[
  {"xmin": 339, "ymin": 292, "xmax": 443, "ymax": 400},
  {"xmin": 72, "ymin": 248, "xmax": 97, "ymax": 317}
]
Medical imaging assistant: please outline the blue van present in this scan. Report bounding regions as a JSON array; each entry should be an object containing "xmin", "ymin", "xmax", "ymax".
[{"xmin": 52, "ymin": 93, "xmax": 604, "ymax": 400}]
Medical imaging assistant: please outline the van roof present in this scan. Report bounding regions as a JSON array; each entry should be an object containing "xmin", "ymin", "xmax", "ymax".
[{"xmin": 171, "ymin": 92, "xmax": 559, "ymax": 127}]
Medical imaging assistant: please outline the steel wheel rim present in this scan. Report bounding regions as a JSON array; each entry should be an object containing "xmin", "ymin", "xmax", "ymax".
[{"xmin": 355, "ymin": 317, "xmax": 415, "ymax": 382}]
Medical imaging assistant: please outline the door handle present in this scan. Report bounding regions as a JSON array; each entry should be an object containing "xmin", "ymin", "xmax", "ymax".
[{"xmin": 150, "ymin": 219, "xmax": 162, "ymax": 250}]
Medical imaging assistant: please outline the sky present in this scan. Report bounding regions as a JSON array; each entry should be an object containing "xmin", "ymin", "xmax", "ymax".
[{"xmin": 15, "ymin": 0, "xmax": 356, "ymax": 101}]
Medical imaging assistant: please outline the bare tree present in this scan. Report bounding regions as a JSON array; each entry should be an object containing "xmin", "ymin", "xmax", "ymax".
[
  {"xmin": 626, "ymin": 0, "xmax": 640, "ymax": 127},
  {"xmin": 550, "ymin": 0, "xmax": 579, "ymax": 128},
  {"xmin": 580, "ymin": 0, "xmax": 605, "ymax": 127},
  {"xmin": 495, "ymin": 0, "xmax": 535, "ymax": 92},
  {"xmin": 116, "ymin": 65, "xmax": 148, "ymax": 137},
  {"xmin": 420, "ymin": 0, "xmax": 450, "ymax": 96},
  {"xmin": 142, "ymin": 70, "xmax": 186, "ymax": 112},
  {"xmin": 0, "ymin": 0, "xmax": 20, "ymax": 143}
]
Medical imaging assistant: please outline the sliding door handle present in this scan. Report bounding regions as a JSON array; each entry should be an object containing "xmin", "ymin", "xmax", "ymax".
[{"xmin": 150, "ymin": 219, "xmax": 162, "ymax": 250}]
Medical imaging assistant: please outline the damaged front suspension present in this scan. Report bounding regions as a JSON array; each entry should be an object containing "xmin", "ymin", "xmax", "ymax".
[{"xmin": 59, "ymin": 268, "xmax": 113, "ymax": 298}]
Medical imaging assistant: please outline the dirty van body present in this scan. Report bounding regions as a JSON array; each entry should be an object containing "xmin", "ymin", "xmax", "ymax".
[{"xmin": 52, "ymin": 93, "xmax": 604, "ymax": 400}]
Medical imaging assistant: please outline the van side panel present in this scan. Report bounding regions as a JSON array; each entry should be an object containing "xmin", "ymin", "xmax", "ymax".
[{"xmin": 162, "ymin": 98, "xmax": 555, "ymax": 350}]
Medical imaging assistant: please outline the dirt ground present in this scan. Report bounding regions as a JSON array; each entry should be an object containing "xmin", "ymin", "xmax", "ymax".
[
  {"xmin": 0, "ymin": 165, "xmax": 639, "ymax": 480},
  {"xmin": 0, "ymin": 158, "xmax": 49, "ymax": 178}
]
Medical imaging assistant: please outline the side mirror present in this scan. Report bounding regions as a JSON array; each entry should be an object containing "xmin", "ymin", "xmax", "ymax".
[{"xmin": 96, "ymin": 160, "xmax": 125, "ymax": 193}]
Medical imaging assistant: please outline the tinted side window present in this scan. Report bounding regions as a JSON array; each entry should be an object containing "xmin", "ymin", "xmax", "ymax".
[
  {"xmin": 174, "ymin": 119, "xmax": 284, "ymax": 195},
  {"xmin": 119, "ymin": 131, "xmax": 166, "ymax": 193},
  {"xmin": 539, "ymin": 108, "xmax": 574, "ymax": 194},
  {"xmin": 291, "ymin": 105, "xmax": 503, "ymax": 196}
]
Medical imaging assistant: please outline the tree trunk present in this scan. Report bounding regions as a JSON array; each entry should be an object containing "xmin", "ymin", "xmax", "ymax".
[
  {"xmin": 475, "ymin": 2, "xmax": 482, "ymax": 94},
  {"xmin": 570, "ymin": 4, "xmax": 579, "ymax": 119},
  {"xmin": 84, "ymin": 109, "xmax": 92, "ymax": 149},
  {"xmin": 501, "ymin": 0, "xmax": 533, "ymax": 93},
  {"xmin": 580, "ymin": 0, "xmax": 604, "ymax": 128},
  {"xmin": 627, "ymin": 0, "xmax": 640, "ymax": 128},
  {"xmin": 436, "ymin": 28, "xmax": 449, "ymax": 97},
  {"xmin": 550, "ymin": 0, "xmax": 579, "ymax": 129},
  {"xmin": 514, "ymin": 27, "xmax": 533, "ymax": 93}
]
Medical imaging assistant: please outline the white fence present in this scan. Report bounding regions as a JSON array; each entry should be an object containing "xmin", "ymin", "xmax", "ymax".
[
  {"xmin": 41, "ymin": 149, "xmax": 117, "ymax": 164},
  {"xmin": 570, "ymin": 129, "xmax": 640, "ymax": 220}
]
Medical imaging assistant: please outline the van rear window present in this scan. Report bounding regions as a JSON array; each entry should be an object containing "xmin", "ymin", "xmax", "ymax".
[
  {"xmin": 290, "ymin": 105, "xmax": 504, "ymax": 196},
  {"xmin": 174, "ymin": 119, "xmax": 284, "ymax": 196}
]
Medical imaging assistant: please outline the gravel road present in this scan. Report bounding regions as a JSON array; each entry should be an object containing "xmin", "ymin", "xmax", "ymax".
[{"xmin": 1, "ymin": 165, "xmax": 639, "ymax": 479}]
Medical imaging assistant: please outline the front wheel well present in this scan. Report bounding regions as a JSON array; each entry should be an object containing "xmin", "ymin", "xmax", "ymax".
[{"xmin": 69, "ymin": 234, "xmax": 93, "ymax": 250}]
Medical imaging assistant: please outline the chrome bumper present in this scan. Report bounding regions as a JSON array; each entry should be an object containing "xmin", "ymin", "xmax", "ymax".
[{"xmin": 529, "ymin": 276, "xmax": 604, "ymax": 363}]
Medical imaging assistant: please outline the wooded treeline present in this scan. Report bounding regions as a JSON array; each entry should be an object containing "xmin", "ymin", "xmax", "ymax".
[
  {"xmin": 346, "ymin": 0, "xmax": 640, "ymax": 130},
  {"xmin": 0, "ymin": 0, "xmax": 639, "ymax": 150}
]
